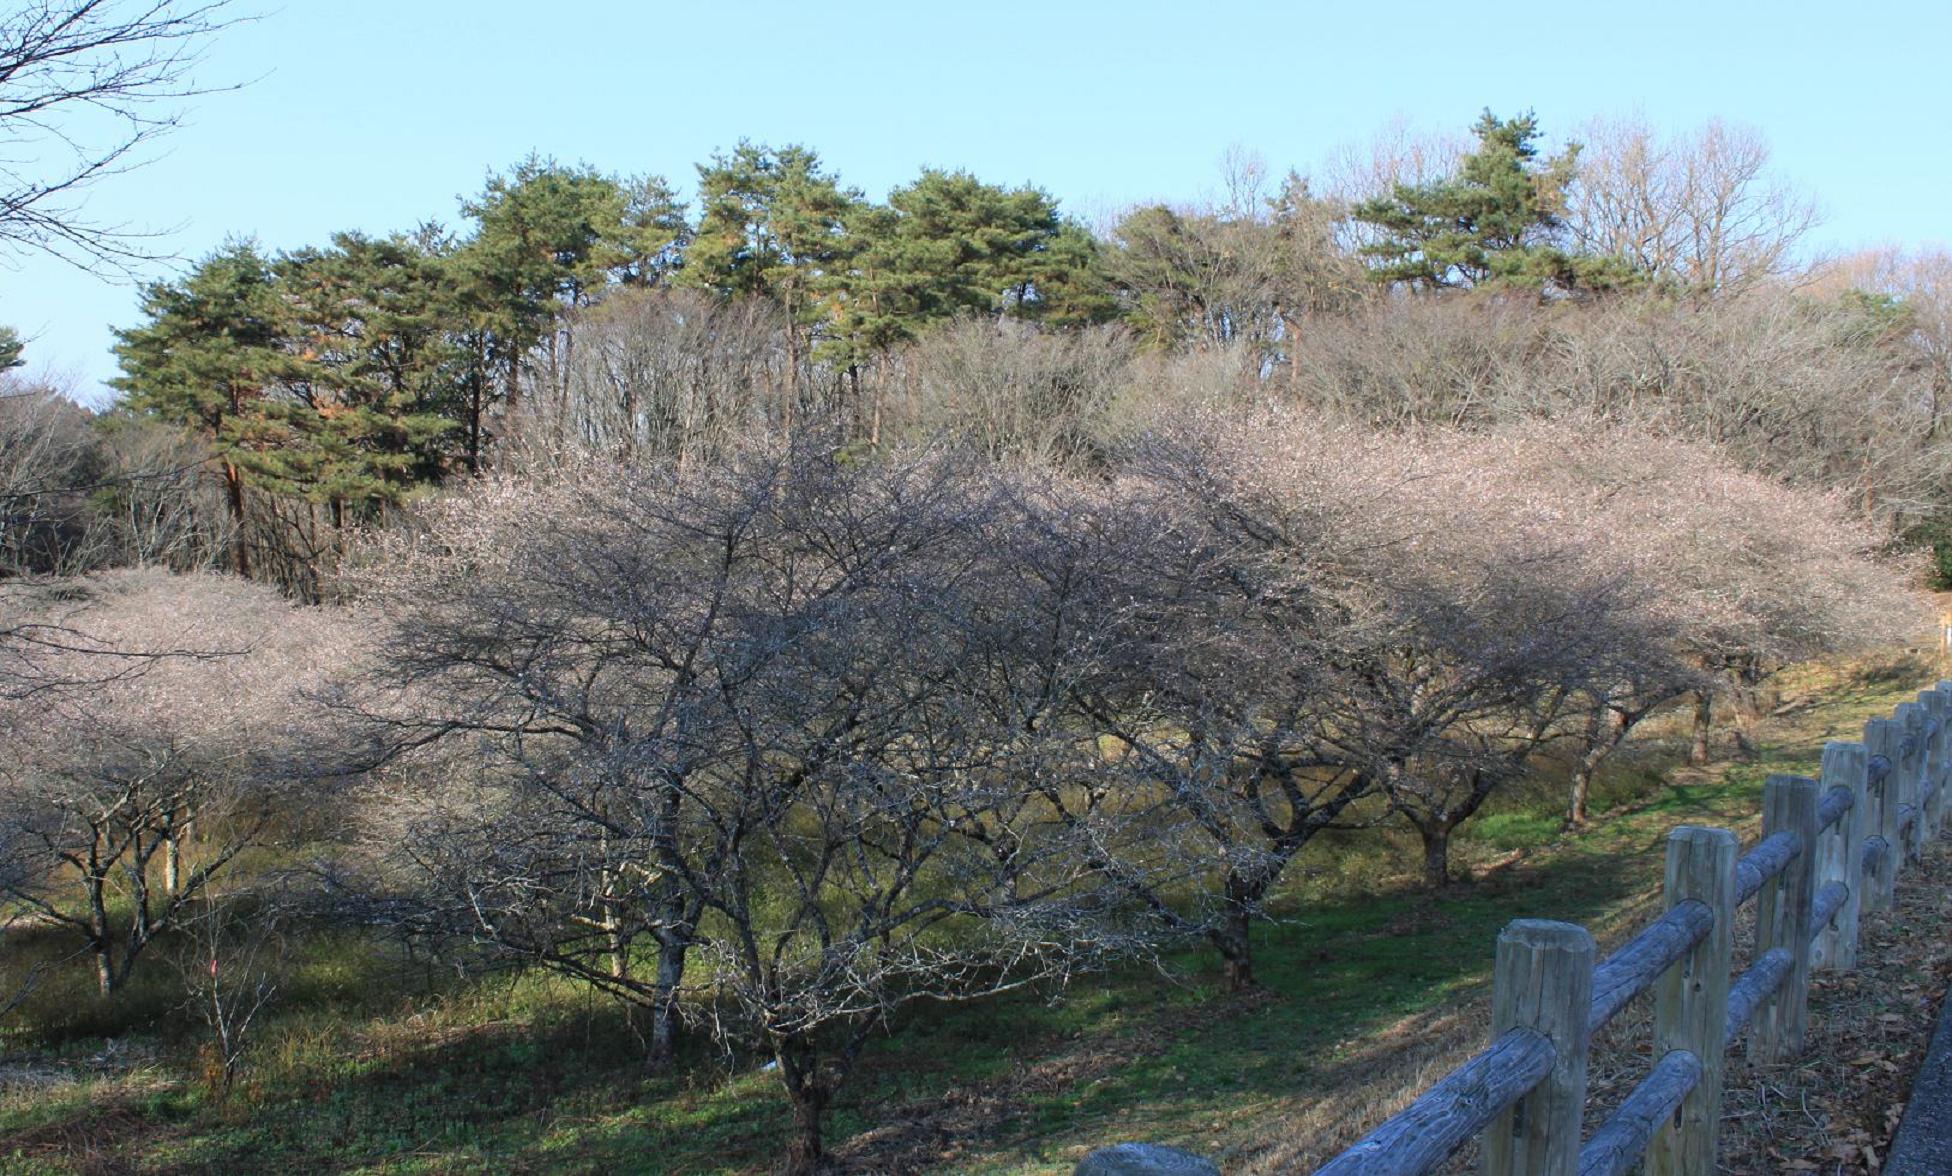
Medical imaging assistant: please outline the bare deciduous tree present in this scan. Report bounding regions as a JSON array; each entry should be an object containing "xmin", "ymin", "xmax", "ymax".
[
  {"xmin": 532, "ymin": 286, "xmax": 787, "ymax": 463},
  {"xmin": 0, "ymin": 381, "xmax": 99, "ymax": 574},
  {"xmin": 171, "ymin": 886, "xmax": 286, "ymax": 1095},
  {"xmin": 1568, "ymin": 115, "xmax": 1821, "ymax": 297},
  {"xmin": 0, "ymin": 1, "xmax": 247, "ymax": 268},
  {"xmin": 353, "ymin": 440, "xmax": 1148, "ymax": 1174},
  {"xmin": 0, "ymin": 569, "xmax": 359, "ymax": 994},
  {"xmin": 906, "ymin": 318, "xmax": 1135, "ymax": 466}
]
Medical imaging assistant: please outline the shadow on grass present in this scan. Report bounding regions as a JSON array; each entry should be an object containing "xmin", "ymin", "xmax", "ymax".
[
  {"xmin": 66, "ymin": 1004, "xmax": 755, "ymax": 1175},
  {"xmin": 787, "ymin": 842, "xmax": 1657, "ymax": 1174}
]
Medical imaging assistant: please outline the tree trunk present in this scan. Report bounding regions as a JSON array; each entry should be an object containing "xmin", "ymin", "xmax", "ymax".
[
  {"xmin": 1689, "ymin": 691, "xmax": 1713, "ymax": 766},
  {"xmin": 467, "ymin": 361, "xmax": 484, "ymax": 474},
  {"xmin": 1729, "ymin": 663, "xmax": 1762, "ymax": 759},
  {"xmin": 86, "ymin": 872, "xmax": 116, "ymax": 996},
  {"xmin": 222, "ymin": 461, "xmax": 249, "ymax": 577},
  {"xmin": 775, "ymin": 1039, "xmax": 828, "ymax": 1176},
  {"xmin": 1210, "ymin": 872, "xmax": 1259, "ymax": 991},
  {"xmin": 605, "ymin": 923, "xmax": 629, "ymax": 982},
  {"xmin": 647, "ymin": 932, "xmax": 688, "ymax": 1069},
  {"xmin": 93, "ymin": 943, "xmax": 115, "ymax": 997},
  {"xmin": 165, "ymin": 830, "xmax": 183, "ymax": 897},
  {"xmin": 1213, "ymin": 908, "xmax": 1254, "ymax": 992},
  {"xmin": 1419, "ymin": 822, "xmax": 1452, "ymax": 890},
  {"xmin": 1567, "ymin": 705, "xmax": 1629, "ymax": 827}
]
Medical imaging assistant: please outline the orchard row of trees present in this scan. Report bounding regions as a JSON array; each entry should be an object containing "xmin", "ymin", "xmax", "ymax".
[
  {"xmin": 11, "ymin": 107, "xmax": 1949, "ymax": 599},
  {"xmin": 0, "ymin": 415, "xmax": 1919, "ymax": 1171},
  {"xmin": 0, "ymin": 99, "xmax": 1943, "ymax": 1172}
]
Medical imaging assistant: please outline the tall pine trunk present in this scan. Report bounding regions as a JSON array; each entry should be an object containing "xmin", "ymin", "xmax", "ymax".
[{"xmin": 222, "ymin": 461, "xmax": 249, "ymax": 577}]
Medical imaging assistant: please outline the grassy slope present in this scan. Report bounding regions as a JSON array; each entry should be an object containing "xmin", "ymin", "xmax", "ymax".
[{"xmin": 0, "ymin": 650, "xmax": 1940, "ymax": 1175}]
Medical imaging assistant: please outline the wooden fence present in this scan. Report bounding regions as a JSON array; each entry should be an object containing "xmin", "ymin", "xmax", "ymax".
[{"xmin": 1307, "ymin": 682, "xmax": 1952, "ymax": 1176}]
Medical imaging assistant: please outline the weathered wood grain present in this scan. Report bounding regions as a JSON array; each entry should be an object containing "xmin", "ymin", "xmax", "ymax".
[
  {"xmin": 1647, "ymin": 826, "xmax": 1736, "ymax": 1176},
  {"xmin": 1577, "ymin": 1050, "xmax": 1702, "ymax": 1176},
  {"xmin": 1587, "ymin": 900, "xmax": 1712, "ymax": 1037},
  {"xmin": 1814, "ymin": 742, "xmax": 1869, "ymax": 972},
  {"xmin": 1864, "ymin": 719, "xmax": 1904, "ymax": 911},
  {"xmin": 1312, "ymin": 1028, "xmax": 1554, "ymax": 1176},
  {"xmin": 1752, "ymin": 776, "xmax": 1816, "ymax": 1062},
  {"xmin": 1482, "ymin": 920, "xmax": 1593, "ymax": 1176}
]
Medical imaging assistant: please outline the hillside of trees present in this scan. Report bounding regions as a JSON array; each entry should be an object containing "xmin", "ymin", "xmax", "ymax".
[{"xmin": 2, "ymin": 100, "xmax": 1948, "ymax": 1173}]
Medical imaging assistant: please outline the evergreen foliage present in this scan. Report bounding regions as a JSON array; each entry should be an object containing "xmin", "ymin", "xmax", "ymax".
[{"xmin": 1352, "ymin": 110, "xmax": 1635, "ymax": 294}]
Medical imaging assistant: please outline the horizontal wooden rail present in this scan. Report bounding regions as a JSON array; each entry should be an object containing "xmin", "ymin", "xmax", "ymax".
[
  {"xmin": 1735, "ymin": 829, "xmax": 1800, "ymax": 905},
  {"xmin": 1864, "ymin": 835, "xmax": 1890, "ymax": 878},
  {"xmin": 1723, "ymin": 947, "xmax": 1792, "ymax": 1049},
  {"xmin": 1297, "ymin": 682, "xmax": 1952, "ymax": 1176},
  {"xmin": 1587, "ymin": 900, "xmax": 1712, "ymax": 1037},
  {"xmin": 1817, "ymin": 784, "xmax": 1853, "ymax": 833},
  {"xmin": 1578, "ymin": 1050, "xmax": 1701, "ymax": 1176},
  {"xmin": 1810, "ymin": 880, "xmax": 1848, "ymax": 936},
  {"xmin": 1311, "ymin": 1028, "xmax": 1555, "ymax": 1176}
]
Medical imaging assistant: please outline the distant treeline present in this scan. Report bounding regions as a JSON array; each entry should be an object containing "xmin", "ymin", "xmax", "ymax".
[{"xmin": 5, "ymin": 109, "xmax": 1951, "ymax": 597}]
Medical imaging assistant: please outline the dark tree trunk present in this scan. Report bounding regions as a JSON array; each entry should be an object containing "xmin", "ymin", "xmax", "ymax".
[
  {"xmin": 1210, "ymin": 871, "xmax": 1261, "ymax": 991},
  {"xmin": 467, "ymin": 360, "xmax": 484, "ymax": 474},
  {"xmin": 1567, "ymin": 705, "xmax": 1629, "ymax": 828},
  {"xmin": 646, "ymin": 934, "xmax": 688, "ymax": 1069},
  {"xmin": 1689, "ymin": 691, "xmax": 1713, "ymax": 766},
  {"xmin": 1213, "ymin": 907, "xmax": 1254, "ymax": 992},
  {"xmin": 1419, "ymin": 822, "xmax": 1452, "ymax": 891},
  {"xmin": 222, "ymin": 461, "xmax": 249, "ymax": 577},
  {"xmin": 775, "ymin": 1038, "xmax": 828, "ymax": 1176}
]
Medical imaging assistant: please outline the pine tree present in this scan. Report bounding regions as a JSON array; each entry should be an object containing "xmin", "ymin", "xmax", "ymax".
[
  {"xmin": 0, "ymin": 326, "xmax": 23, "ymax": 371},
  {"xmin": 456, "ymin": 157, "xmax": 680, "ymax": 421},
  {"xmin": 824, "ymin": 170, "xmax": 1113, "ymax": 367},
  {"xmin": 1353, "ymin": 110, "xmax": 1635, "ymax": 295},
  {"xmin": 679, "ymin": 142, "xmax": 861, "ymax": 422},
  {"xmin": 112, "ymin": 242, "xmax": 292, "ymax": 575},
  {"xmin": 256, "ymin": 232, "xmax": 460, "ymax": 523}
]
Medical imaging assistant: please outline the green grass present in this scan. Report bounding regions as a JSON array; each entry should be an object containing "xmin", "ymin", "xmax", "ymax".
[{"xmin": 0, "ymin": 650, "xmax": 1937, "ymax": 1174}]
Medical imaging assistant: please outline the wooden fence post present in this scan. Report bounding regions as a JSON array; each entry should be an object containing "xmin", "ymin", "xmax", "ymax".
[
  {"xmin": 1814, "ymin": 741, "xmax": 1869, "ymax": 973},
  {"xmin": 1752, "ymin": 776, "xmax": 1817, "ymax": 1062},
  {"xmin": 1647, "ymin": 826, "xmax": 1737, "ymax": 1176},
  {"xmin": 1481, "ymin": 920, "xmax": 1593, "ymax": 1176},
  {"xmin": 1864, "ymin": 718, "xmax": 1903, "ymax": 912},
  {"xmin": 1900, "ymin": 702, "xmax": 1927, "ymax": 867},
  {"xmin": 1924, "ymin": 684, "xmax": 1952, "ymax": 837}
]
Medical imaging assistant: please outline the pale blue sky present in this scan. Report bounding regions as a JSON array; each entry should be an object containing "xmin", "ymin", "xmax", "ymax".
[{"xmin": 5, "ymin": 0, "xmax": 1950, "ymax": 401}]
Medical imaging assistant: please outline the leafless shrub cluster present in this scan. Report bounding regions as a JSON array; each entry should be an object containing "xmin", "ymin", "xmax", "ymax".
[
  {"xmin": 0, "ymin": 383, "xmax": 99, "ymax": 574},
  {"xmin": 0, "ymin": 569, "xmax": 363, "ymax": 995},
  {"xmin": 338, "ymin": 411, "xmax": 1920, "ymax": 1170},
  {"xmin": 1283, "ymin": 289, "xmax": 1948, "ymax": 531},
  {"xmin": 904, "ymin": 317, "xmax": 1137, "ymax": 464},
  {"xmin": 348, "ymin": 443, "xmax": 1155, "ymax": 1172}
]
